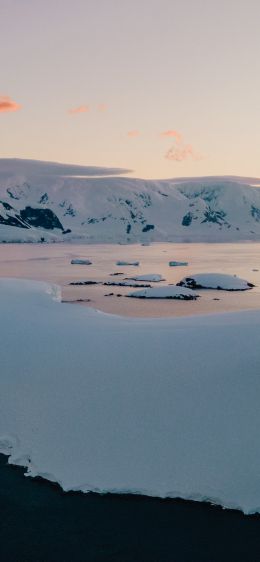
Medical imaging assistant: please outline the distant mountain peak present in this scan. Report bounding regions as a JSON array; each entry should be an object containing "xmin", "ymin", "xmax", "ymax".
[{"xmin": 0, "ymin": 160, "xmax": 260, "ymax": 243}]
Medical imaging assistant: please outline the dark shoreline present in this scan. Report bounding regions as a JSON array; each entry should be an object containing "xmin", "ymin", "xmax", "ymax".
[{"xmin": 1, "ymin": 454, "xmax": 260, "ymax": 561}]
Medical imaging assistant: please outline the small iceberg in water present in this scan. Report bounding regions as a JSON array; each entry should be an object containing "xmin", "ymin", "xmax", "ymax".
[
  {"xmin": 116, "ymin": 261, "xmax": 140, "ymax": 266},
  {"xmin": 169, "ymin": 261, "xmax": 188, "ymax": 267},
  {"xmin": 71, "ymin": 259, "xmax": 92, "ymax": 265}
]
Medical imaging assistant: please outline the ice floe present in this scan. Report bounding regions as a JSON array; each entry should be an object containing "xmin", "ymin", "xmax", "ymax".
[
  {"xmin": 127, "ymin": 274, "xmax": 165, "ymax": 282},
  {"xmin": 116, "ymin": 261, "xmax": 140, "ymax": 266},
  {"xmin": 178, "ymin": 273, "xmax": 254, "ymax": 291},
  {"xmin": 128, "ymin": 286, "xmax": 198, "ymax": 300},
  {"xmin": 71, "ymin": 259, "xmax": 92, "ymax": 265},
  {"xmin": 169, "ymin": 261, "xmax": 188, "ymax": 267}
]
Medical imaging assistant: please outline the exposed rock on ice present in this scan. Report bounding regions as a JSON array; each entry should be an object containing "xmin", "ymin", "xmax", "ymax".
[
  {"xmin": 69, "ymin": 280, "xmax": 100, "ymax": 285},
  {"xmin": 104, "ymin": 281, "xmax": 151, "ymax": 288}
]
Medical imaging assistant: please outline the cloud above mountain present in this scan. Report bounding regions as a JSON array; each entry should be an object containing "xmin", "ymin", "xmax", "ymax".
[
  {"xmin": 0, "ymin": 95, "xmax": 21, "ymax": 113},
  {"xmin": 68, "ymin": 105, "xmax": 90, "ymax": 115},
  {"xmin": 68, "ymin": 104, "xmax": 108, "ymax": 114},
  {"xmin": 0, "ymin": 158, "xmax": 131, "ymax": 177},
  {"xmin": 97, "ymin": 103, "xmax": 107, "ymax": 112},
  {"xmin": 160, "ymin": 130, "xmax": 182, "ymax": 142},
  {"xmin": 127, "ymin": 130, "xmax": 140, "ymax": 138},
  {"xmin": 163, "ymin": 130, "xmax": 202, "ymax": 162},
  {"xmin": 165, "ymin": 143, "xmax": 202, "ymax": 162}
]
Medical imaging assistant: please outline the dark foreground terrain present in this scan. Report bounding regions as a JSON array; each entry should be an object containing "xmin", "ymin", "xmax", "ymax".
[{"xmin": 1, "ymin": 454, "xmax": 260, "ymax": 562}]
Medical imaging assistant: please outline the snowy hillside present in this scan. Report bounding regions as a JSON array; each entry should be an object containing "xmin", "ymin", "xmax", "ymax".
[
  {"xmin": 0, "ymin": 159, "xmax": 260, "ymax": 243},
  {"xmin": 1, "ymin": 279, "xmax": 260, "ymax": 514}
]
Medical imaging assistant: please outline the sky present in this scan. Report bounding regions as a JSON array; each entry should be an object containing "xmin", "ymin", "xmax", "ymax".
[{"xmin": 1, "ymin": 0, "xmax": 260, "ymax": 179}]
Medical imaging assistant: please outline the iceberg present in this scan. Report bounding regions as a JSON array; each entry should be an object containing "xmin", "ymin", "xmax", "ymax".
[
  {"xmin": 116, "ymin": 261, "xmax": 140, "ymax": 266},
  {"xmin": 71, "ymin": 259, "xmax": 92, "ymax": 265},
  {"xmin": 178, "ymin": 273, "xmax": 254, "ymax": 291}
]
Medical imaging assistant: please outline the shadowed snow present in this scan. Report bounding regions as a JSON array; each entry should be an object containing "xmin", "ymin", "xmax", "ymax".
[{"xmin": 1, "ymin": 279, "xmax": 260, "ymax": 513}]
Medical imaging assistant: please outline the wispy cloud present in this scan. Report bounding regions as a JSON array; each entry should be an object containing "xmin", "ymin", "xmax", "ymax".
[
  {"xmin": 165, "ymin": 143, "xmax": 202, "ymax": 162},
  {"xmin": 0, "ymin": 95, "xmax": 21, "ymax": 113},
  {"xmin": 162, "ymin": 130, "xmax": 202, "ymax": 162},
  {"xmin": 127, "ymin": 130, "xmax": 140, "ymax": 138},
  {"xmin": 160, "ymin": 130, "xmax": 182, "ymax": 142},
  {"xmin": 97, "ymin": 103, "xmax": 107, "ymax": 112},
  {"xmin": 68, "ymin": 105, "xmax": 90, "ymax": 115}
]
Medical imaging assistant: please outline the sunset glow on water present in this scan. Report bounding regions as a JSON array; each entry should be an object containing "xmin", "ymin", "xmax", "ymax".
[{"xmin": 0, "ymin": 242, "xmax": 259, "ymax": 317}]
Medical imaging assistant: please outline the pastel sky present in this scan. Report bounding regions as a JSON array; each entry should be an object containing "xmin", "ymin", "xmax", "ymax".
[{"xmin": 1, "ymin": 0, "xmax": 260, "ymax": 179}]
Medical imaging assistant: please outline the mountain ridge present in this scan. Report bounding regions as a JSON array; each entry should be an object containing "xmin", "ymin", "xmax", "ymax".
[{"xmin": 0, "ymin": 159, "xmax": 260, "ymax": 243}]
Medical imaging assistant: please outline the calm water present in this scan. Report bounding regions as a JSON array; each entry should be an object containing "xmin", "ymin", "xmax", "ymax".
[
  {"xmin": 0, "ymin": 242, "xmax": 260, "ymax": 317},
  {"xmin": 1, "ymin": 454, "xmax": 260, "ymax": 562}
]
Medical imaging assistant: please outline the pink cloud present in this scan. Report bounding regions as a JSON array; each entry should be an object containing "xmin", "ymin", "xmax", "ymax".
[
  {"xmin": 165, "ymin": 143, "xmax": 202, "ymax": 162},
  {"xmin": 97, "ymin": 103, "xmax": 107, "ymax": 112},
  {"xmin": 68, "ymin": 105, "xmax": 90, "ymax": 115},
  {"xmin": 160, "ymin": 130, "xmax": 182, "ymax": 142},
  {"xmin": 0, "ymin": 95, "xmax": 21, "ymax": 113},
  {"xmin": 127, "ymin": 130, "xmax": 140, "ymax": 138}
]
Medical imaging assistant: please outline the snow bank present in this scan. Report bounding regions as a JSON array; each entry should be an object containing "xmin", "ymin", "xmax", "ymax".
[
  {"xmin": 128, "ymin": 286, "xmax": 198, "ymax": 300},
  {"xmin": 71, "ymin": 259, "xmax": 92, "ymax": 265},
  {"xmin": 1, "ymin": 279, "xmax": 260, "ymax": 514},
  {"xmin": 178, "ymin": 273, "xmax": 254, "ymax": 291},
  {"xmin": 127, "ymin": 274, "xmax": 165, "ymax": 282}
]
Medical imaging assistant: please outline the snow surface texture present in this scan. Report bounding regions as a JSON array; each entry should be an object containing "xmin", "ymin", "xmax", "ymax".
[
  {"xmin": 1, "ymin": 279, "xmax": 260, "ymax": 513},
  {"xmin": 178, "ymin": 273, "xmax": 254, "ymax": 291},
  {"xmin": 1, "ymin": 159, "xmax": 260, "ymax": 242},
  {"xmin": 128, "ymin": 286, "xmax": 198, "ymax": 300},
  {"xmin": 127, "ymin": 274, "xmax": 165, "ymax": 282}
]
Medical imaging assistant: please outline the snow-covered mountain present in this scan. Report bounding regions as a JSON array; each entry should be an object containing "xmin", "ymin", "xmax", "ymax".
[{"xmin": 0, "ymin": 159, "xmax": 260, "ymax": 243}]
